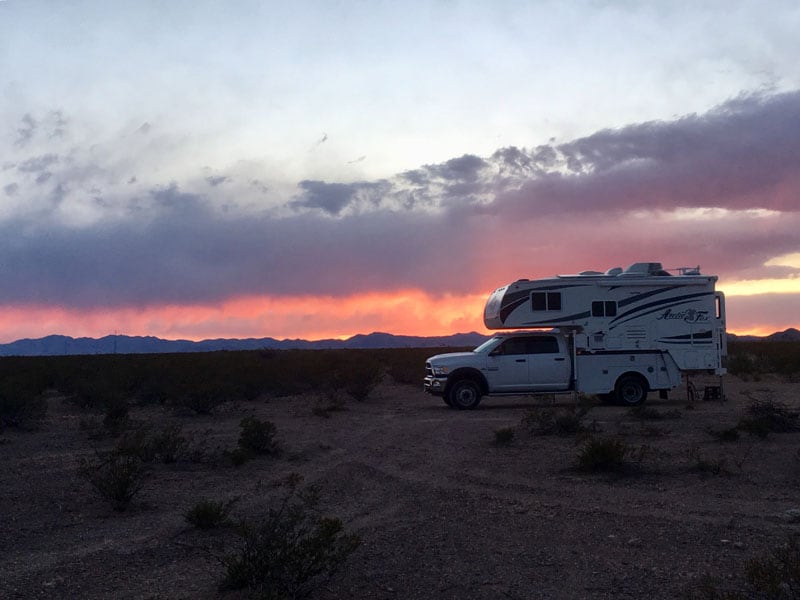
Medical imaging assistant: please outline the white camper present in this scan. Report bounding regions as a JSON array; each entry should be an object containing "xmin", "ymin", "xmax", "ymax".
[
  {"xmin": 484, "ymin": 262, "xmax": 727, "ymax": 373},
  {"xmin": 424, "ymin": 263, "xmax": 727, "ymax": 408}
]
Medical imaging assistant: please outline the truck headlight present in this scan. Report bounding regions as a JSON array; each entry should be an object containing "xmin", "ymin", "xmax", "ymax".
[{"xmin": 431, "ymin": 366, "xmax": 449, "ymax": 376}]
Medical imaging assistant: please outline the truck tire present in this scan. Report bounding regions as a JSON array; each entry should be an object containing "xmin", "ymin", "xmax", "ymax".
[
  {"xmin": 448, "ymin": 379, "xmax": 482, "ymax": 410},
  {"xmin": 615, "ymin": 375, "xmax": 648, "ymax": 406}
]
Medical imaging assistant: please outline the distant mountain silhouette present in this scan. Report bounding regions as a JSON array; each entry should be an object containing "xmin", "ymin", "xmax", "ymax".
[
  {"xmin": 0, "ymin": 331, "xmax": 492, "ymax": 357},
  {"xmin": 0, "ymin": 329, "xmax": 796, "ymax": 357},
  {"xmin": 765, "ymin": 327, "xmax": 800, "ymax": 342},
  {"xmin": 727, "ymin": 328, "xmax": 800, "ymax": 343}
]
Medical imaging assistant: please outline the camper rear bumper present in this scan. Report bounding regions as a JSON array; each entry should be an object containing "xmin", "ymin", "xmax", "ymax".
[{"xmin": 423, "ymin": 376, "xmax": 446, "ymax": 396}]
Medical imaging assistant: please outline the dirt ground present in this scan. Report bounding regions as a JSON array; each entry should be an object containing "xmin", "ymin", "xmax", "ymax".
[{"xmin": 2, "ymin": 374, "xmax": 799, "ymax": 599}]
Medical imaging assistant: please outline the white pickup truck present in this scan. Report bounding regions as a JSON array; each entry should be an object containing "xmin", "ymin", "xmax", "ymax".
[{"xmin": 424, "ymin": 330, "xmax": 682, "ymax": 409}]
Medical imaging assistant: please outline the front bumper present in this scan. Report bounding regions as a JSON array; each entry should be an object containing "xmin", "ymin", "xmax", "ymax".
[{"xmin": 423, "ymin": 376, "xmax": 447, "ymax": 396}]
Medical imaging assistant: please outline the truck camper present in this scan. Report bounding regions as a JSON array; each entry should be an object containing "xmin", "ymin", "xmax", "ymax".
[{"xmin": 424, "ymin": 262, "xmax": 727, "ymax": 409}]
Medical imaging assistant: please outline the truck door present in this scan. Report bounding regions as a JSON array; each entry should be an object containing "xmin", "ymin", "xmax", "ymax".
[
  {"xmin": 487, "ymin": 336, "xmax": 533, "ymax": 392},
  {"xmin": 527, "ymin": 336, "xmax": 571, "ymax": 391}
]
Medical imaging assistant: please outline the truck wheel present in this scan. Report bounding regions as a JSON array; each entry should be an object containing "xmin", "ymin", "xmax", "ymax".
[
  {"xmin": 615, "ymin": 375, "xmax": 648, "ymax": 406},
  {"xmin": 448, "ymin": 379, "xmax": 482, "ymax": 410}
]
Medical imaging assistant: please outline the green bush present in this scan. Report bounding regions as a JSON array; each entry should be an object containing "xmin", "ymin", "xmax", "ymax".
[
  {"xmin": 79, "ymin": 452, "xmax": 146, "ymax": 511},
  {"xmin": 221, "ymin": 475, "xmax": 360, "ymax": 599},
  {"xmin": 185, "ymin": 499, "xmax": 236, "ymax": 529}
]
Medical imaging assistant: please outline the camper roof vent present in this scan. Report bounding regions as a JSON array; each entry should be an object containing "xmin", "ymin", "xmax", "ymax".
[
  {"xmin": 578, "ymin": 270, "xmax": 603, "ymax": 276},
  {"xmin": 605, "ymin": 267, "xmax": 623, "ymax": 276}
]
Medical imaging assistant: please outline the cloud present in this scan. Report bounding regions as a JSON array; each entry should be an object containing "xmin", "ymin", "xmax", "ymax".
[
  {"xmin": 205, "ymin": 175, "xmax": 230, "ymax": 187},
  {"xmin": 0, "ymin": 90, "xmax": 798, "ymax": 319},
  {"xmin": 14, "ymin": 114, "xmax": 36, "ymax": 147}
]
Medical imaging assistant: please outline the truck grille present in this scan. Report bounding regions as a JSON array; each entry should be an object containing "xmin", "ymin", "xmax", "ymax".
[{"xmin": 425, "ymin": 362, "xmax": 433, "ymax": 377}]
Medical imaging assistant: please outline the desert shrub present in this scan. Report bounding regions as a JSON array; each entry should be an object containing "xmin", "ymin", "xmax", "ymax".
[
  {"xmin": 343, "ymin": 370, "xmax": 382, "ymax": 402},
  {"xmin": 221, "ymin": 475, "xmax": 360, "ymax": 599},
  {"xmin": 727, "ymin": 340, "xmax": 800, "ymax": 378},
  {"xmin": 102, "ymin": 395, "xmax": 131, "ymax": 436},
  {"xmin": 745, "ymin": 533, "xmax": 800, "ymax": 598},
  {"xmin": 523, "ymin": 404, "xmax": 593, "ymax": 437},
  {"xmin": 0, "ymin": 376, "xmax": 48, "ymax": 430},
  {"xmin": 226, "ymin": 447, "xmax": 252, "ymax": 467},
  {"xmin": 311, "ymin": 395, "xmax": 347, "ymax": 418},
  {"xmin": 739, "ymin": 397, "xmax": 800, "ymax": 436},
  {"xmin": 113, "ymin": 427, "xmax": 157, "ymax": 461},
  {"xmin": 687, "ymin": 444, "xmax": 729, "ymax": 476},
  {"xmin": 684, "ymin": 534, "xmax": 800, "ymax": 599},
  {"xmin": 185, "ymin": 499, "xmax": 236, "ymax": 529},
  {"xmin": 239, "ymin": 417, "xmax": 280, "ymax": 455},
  {"xmin": 79, "ymin": 452, "xmax": 146, "ymax": 511},
  {"xmin": 149, "ymin": 423, "xmax": 190, "ymax": 463},
  {"xmin": 576, "ymin": 437, "xmax": 632, "ymax": 473},
  {"xmin": 629, "ymin": 406, "xmax": 682, "ymax": 420},
  {"xmin": 706, "ymin": 426, "xmax": 741, "ymax": 443},
  {"xmin": 174, "ymin": 386, "xmax": 229, "ymax": 415},
  {"xmin": 113, "ymin": 423, "xmax": 190, "ymax": 464},
  {"xmin": 493, "ymin": 427, "xmax": 515, "ymax": 446}
]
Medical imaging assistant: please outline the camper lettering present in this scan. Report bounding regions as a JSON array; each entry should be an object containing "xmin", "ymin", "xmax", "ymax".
[{"xmin": 656, "ymin": 308, "xmax": 709, "ymax": 323}]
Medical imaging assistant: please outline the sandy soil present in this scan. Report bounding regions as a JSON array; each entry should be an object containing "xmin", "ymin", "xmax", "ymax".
[{"xmin": 1, "ymin": 374, "xmax": 799, "ymax": 599}]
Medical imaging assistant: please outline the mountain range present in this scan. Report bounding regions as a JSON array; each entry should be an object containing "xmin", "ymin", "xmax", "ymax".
[
  {"xmin": 0, "ymin": 328, "xmax": 797, "ymax": 357},
  {"xmin": 0, "ymin": 331, "xmax": 492, "ymax": 357}
]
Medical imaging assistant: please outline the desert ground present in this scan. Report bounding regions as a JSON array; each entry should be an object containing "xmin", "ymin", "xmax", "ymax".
[{"xmin": 2, "ymin": 372, "xmax": 799, "ymax": 599}]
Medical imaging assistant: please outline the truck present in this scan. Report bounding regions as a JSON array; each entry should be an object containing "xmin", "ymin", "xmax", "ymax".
[{"xmin": 424, "ymin": 262, "xmax": 727, "ymax": 408}]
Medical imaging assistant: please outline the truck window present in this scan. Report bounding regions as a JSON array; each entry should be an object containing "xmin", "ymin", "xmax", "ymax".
[
  {"xmin": 494, "ymin": 338, "xmax": 528, "ymax": 355},
  {"xmin": 531, "ymin": 292, "xmax": 562, "ymax": 311},
  {"xmin": 525, "ymin": 336, "xmax": 560, "ymax": 354}
]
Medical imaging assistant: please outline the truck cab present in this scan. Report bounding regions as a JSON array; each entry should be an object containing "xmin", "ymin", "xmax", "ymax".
[{"xmin": 424, "ymin": 331, "xmax": 572, "ymax": 409}]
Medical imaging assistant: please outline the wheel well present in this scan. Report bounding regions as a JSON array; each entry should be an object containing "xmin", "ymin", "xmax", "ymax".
[
  {"xmin": 445, "ymin": 368, "xmax": 488, "ymax": 396},
  {"xmin": 615, "ymin": 372, "xmax": 650, "ymax": 391}
]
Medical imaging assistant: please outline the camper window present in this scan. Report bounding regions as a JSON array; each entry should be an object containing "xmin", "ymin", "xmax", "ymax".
[
  {"xmin": 531, "ymin": 292, "xmax": 562, "ymax": 311},
  {"xmin": 591, "ymin": 301, "xmax": 617, "ymax": 317}
]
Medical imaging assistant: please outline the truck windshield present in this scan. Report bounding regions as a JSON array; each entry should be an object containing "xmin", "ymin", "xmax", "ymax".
[{"xmin": 473, "ymin": 337, "xmax": 503, "ymax": 353}]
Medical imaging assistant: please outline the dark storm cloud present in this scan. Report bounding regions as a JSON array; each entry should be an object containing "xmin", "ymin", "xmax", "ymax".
[
  {"xmin": 495, "ymin": 91, "xmax": 800, "ymax": 217},
  {"xmin": 1, "ymin": 90, "xmax": 799, "ymax": 309},
  {"xmin": 0, "ymin": 187, "xmax": 448, "ymax": 307},
  {"xmin": 292, "ymin": 179, "xmax": 392, "ymax": 215}
]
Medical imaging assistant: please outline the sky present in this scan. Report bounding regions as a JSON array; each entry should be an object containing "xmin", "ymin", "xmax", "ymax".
[{"xmin": 1, "ymin": 0, "xmax": 799, "ymax": 343}]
